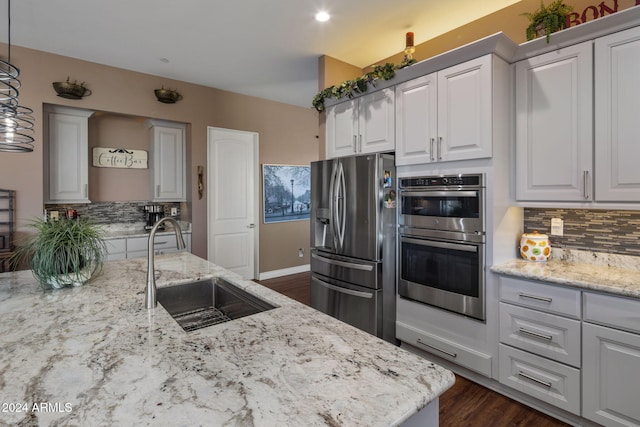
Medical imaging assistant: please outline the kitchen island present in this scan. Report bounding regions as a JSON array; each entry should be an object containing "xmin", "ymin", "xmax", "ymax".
[{"xmin": 0, "ymin": 252, "xmax": 454, "ymax": 426}]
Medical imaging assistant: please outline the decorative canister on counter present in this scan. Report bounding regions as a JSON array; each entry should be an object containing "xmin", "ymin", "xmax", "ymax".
[{"xmin": 520, "ymin": 231, "xmax": 551, "ymax": 261}]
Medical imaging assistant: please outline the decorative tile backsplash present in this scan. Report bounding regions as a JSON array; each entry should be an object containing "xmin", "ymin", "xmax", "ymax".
[
  {"xmin": 524, "ymin": 208, "xmax": 640, "ymax": 256},
  {"xmin": 44, "ymin": 201, "xmax": 181, "ymax": 225}
]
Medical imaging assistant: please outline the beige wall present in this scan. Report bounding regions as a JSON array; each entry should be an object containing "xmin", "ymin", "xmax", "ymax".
[
  {"xmin": 1, "ymin": 44, "xmax": 319, "ymax": 274},
  {"xmin": 367, "ymin": 0, "xmax": 636, "ymax": 71},
  {"xmin": 88, "ymin": 112, "xmax": 151, "ymax": 202},
  {"xmin": 318, "ymin": 55, "xmax": 362, "ymax": 90}
]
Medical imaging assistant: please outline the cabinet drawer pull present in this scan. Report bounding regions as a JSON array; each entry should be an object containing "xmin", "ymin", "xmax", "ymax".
[
  {"xmin": 518, "ymin": 293, "xmax": 552, "ymax": 303},
  {"xmin": 416, "ymin": 339, "xmax": 457, "ymax": 358},
  {"xmin": 353, "ymin": 135, "xmax": 357, "ymax": 153},
  {"xmin": 437, "ymin": 136, "xmax": 443, "ymax": 160},
  {"xmin": 430, "ymin": 138, "xmax": 435, "ymax": 161},
  {"xmin": 518, "ymin": 371, "xmax": 553, "ymax": 388},
  {"xmin": 583, "ymin": 170, "xmax": 590, "ymax": 200},
  {"xmin": 518, "ymin": 327, "xmax": 553, "ymax": 342}
]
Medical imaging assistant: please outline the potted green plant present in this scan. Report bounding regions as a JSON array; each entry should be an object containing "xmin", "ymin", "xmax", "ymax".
[
  {"xmin": 522, "ymin": 0, "xmax": 574, "ymax": 43},
  {"xmin": 10, "ymin": 217, "xmax": 107, "ymax": 289}
]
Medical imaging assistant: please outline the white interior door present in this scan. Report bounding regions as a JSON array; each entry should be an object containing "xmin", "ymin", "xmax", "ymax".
[{"xmin": 207, "ymin": 127, "xmax": 258, "ymax": 279}]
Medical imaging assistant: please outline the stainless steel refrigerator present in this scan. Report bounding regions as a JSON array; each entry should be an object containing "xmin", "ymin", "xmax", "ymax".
[{"xmin": 310, "ymin": 153, "xmax": 396, "ymax": 344}]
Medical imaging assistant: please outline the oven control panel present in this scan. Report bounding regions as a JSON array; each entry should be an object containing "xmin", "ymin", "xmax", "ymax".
[{"xmin": 400, "ymin": 174, "xmax": 484, "ymax": 188}]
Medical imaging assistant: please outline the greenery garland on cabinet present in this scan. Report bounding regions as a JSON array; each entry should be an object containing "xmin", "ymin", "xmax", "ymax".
[
  {"xmin": 522, "ymin": 0, "xmax": 574, "ymax": 43},
  {"xmin": 312, "ymin": 58, "xmax": 416, "ymax": 112}
]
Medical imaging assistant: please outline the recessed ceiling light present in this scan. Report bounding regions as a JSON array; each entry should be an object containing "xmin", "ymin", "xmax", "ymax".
[{"xmin": 315, "ymin": 11, "xmax": 330, "ymax": 22}]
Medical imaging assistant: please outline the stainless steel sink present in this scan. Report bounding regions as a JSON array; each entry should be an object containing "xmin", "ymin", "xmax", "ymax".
[{"xmin": 157, "ymin": 278, "xmax": 276, "ymax": 332}]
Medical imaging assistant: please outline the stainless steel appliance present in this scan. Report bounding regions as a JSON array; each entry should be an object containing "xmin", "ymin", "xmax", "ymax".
[
  {"xmin": 310, "ymin": 153, "xmax": 396, "ymax": 343},
  {"xmin": 144, "ymin": 204, "xmax": 165, "ymax": 231},
  {"xmin": 398, "ymin": 174, "xmax": 486, "ymax": 320}
]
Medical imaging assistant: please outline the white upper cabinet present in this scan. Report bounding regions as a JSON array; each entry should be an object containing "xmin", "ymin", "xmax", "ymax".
[
  {"xmin": 149, "ymin": 120, "xmax": 186, "ymax": 202},
  {"xmin": 325, "ymin": 99, "xmax": 358, "ymax": 158},
  {"xmin": 595, "ymin": 26, "xmax": 640, "ymax": 201},
  {"xmin": 395, "ymin": 55, "xmax": 493, "ymax": 166},
  {"xmin": 395, "ymin": 73, "xmax": 437, "ymax": 165},
  {"xmin": 44, "ymin": 106, "xmax": 94, "ymax": 203},
  {"xmin": 326, "ymin": 88, "xmax": 394, "ymax": 158},
  {"xmin": 438, "ymin": 55, "xmax": 493, "ymax": 162},
  {"xmin": 515, "ymin": 41, "xmax": 593, "ymax": 201}
]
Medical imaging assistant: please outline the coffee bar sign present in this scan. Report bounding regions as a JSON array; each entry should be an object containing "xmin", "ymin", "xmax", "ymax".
[{"xmin": 92, "ymin": 147, "xmax": 148, "ymax": 169}]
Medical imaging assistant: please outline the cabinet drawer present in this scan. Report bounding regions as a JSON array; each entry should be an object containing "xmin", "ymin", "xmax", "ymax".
[
  {"xmin": 499, "ymin": 276, "xmax": 581, "ymax": 319},
  {"xmin": 397, "ymin": 321, "xmax": 492, "ymax": 378},
  {"xmin": 498, "ymin": 344, "xmax": 580, "ymax": 415},
  {"xmin": 106, "ymin": 253, "xmax": 126, "ymax": 261},
  {"xmin": 105, "ymin": 238, "xmax": 126, "ymax": 254},
  {"xmin": 126, "ymin": 250, "xmax": 147, "ymax": 259},
  {"xmin": 128, "ymin": 235, "xmax": 178, "ymax": 252},
  {"xmin": 500, "ymin": 303, "xmax": 581, "ymax": 367},
  {"xmin": 584, "ymin": 292, "xmax": 640, "ymax": 334}
]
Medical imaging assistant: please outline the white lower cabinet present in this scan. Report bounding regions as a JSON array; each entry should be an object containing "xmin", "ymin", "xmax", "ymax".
[
  {"xmin": 582, "ymin": 292, "xmax": 640, "ymax": 427},
  {"xmin": 396, "ymin": 295, "xmax": 493, "ymax": 378},
  {"xmin": 499, "ymin": 303, "xmax": 581, "ymax": 368},
  {"xmin": 498, "ymin": 344, "xmax": 581, "ymax": 415},
  {"xmin": 499, "ymin": 277, "xmax": 640, "ymax": 425},
  {"xmin": 498, "ymin": 277, "xmax": 582, "ymax": 416},
  {"xmin": 105, "ymin": 238, "xmax": 126, "ymax": 261},
  {"xmin": 397, "ymin": 321, "xmax": 492, "ymax": 377},
  {"xmin": 104, "ymin": 233, "xmax": 191, "ymax": 260}
]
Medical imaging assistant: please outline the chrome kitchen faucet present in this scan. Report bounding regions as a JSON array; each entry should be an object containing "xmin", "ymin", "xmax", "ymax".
[{"xmin": 145, "ymin": 217, "xmax": 186, "ymax": 309}]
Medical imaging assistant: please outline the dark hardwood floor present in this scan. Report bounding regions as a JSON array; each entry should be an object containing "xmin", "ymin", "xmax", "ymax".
[{"xmin": 255, "ymin": 272, "xmax": 570, "ymax": 427}]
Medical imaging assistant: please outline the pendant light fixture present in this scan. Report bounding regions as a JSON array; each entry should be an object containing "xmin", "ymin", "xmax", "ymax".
[{"xmin": 0, "ymin": 0, "xmax": 34, "ymax": 153}]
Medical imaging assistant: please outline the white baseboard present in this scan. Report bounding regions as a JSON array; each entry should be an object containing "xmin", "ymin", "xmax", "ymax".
[{"xmin": 259, "ymin": 264, "xmax": 310, "ymax": 280}]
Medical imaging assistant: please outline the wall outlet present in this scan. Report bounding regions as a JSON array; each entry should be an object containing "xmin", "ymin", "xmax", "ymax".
[
  {"xmin": 298, "ymin": 248, "xmax": 304, "ymax": 258},
  {"xmin": 49, "ymin": 210, "xmax": 59, "ymax": 221},
  {"xmin": 551, "ymin": 218, "xmax": 564, "ymax": 236},
  {"xmin": 170, "ymin": 207, "xmax": 178, "ymax": 216}
]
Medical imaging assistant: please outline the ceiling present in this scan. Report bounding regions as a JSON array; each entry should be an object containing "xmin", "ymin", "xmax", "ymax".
[{"xmin": 1, "ymin": 0, "xmax": 519, "ymax": 108}]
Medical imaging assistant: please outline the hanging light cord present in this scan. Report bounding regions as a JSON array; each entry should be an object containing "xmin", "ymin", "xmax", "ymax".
[{"xmin": 7, "ymin": 0, "xmax": 10, "ymax": 63}]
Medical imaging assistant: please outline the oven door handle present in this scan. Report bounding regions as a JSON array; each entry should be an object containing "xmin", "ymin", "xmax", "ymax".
[
  {"xmin": 401, "ymin": 236, "xmax": 478, "ymax": 253},
  {"xmin": 399, "ymin": 190, "xmax": 479, "ymax": 198}
]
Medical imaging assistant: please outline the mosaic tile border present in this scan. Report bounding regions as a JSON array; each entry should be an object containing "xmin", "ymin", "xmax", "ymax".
[
  {"xmin": 44, "ymin": 201, "xmax": 181, "ymax": 225},
  {"xmin": 524, "ymin": 208, "xmax": 640, "ymax": 256}
]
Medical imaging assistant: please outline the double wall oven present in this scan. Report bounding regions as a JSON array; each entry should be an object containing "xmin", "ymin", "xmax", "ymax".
[{"xmin": 398, "ymin": 174, "xmax": 486, "ymax": 320}]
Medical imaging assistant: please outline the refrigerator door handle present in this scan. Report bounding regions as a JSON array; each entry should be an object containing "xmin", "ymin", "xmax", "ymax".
[
  {"xmin": 328, "ymin": 161, "xmax": 337, "ymax": 250},
  {"xmin": 333, "ymin": 161, "xmax": 346, "ymax": 251},
  {"xmin": 313, "ymin": 277, "xmax": 374, "ymax": 299},
  {"xmin": 311, "ymin": 252, "xmax": 374, "ymax": 271}
]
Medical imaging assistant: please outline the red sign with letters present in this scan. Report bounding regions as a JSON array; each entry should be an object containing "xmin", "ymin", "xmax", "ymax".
[{"xmin": 566, "ymin": 0, "xmax": 639, "ymax": 27}]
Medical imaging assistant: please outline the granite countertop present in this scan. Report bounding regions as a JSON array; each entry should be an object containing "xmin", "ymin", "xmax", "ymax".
[
  {"xmin": 491, "ymin": 249, "xmax": 640, "ymax": 299},
  {"xmin": 0, "ymin": 253, "xmax": 454, "ymax": 426}
]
